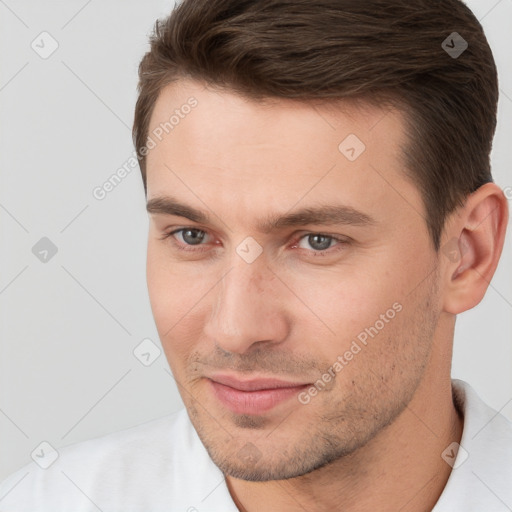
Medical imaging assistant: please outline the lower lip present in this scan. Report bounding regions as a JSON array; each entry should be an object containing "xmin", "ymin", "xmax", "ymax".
[{"xmin": 209, "ymin": 379, "xmax": 309, "ymax": 415}]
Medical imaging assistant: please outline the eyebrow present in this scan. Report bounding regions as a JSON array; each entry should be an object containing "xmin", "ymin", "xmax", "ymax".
[{"xmin": 146, "ymin": 195, "xmax": 376, "ymax": 232}]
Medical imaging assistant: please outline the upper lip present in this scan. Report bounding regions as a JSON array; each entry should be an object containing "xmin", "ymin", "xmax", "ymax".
[{"xmin": 208, "ymin": 373, "xmax": 310, "ymax": 392}]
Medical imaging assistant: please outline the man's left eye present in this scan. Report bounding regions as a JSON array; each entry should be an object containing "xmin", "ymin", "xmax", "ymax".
[
  {"xmin": 174, "ymin": 228, "xmax": 208, "ymax": 245},
  {"xmin": 296, "ymin": 234, "xmax": 344, "ymax": 252}
]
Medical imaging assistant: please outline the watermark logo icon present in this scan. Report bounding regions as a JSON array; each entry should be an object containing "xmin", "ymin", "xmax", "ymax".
[
  {"xmin": 441, "ymin": 442, "xmax": 469, "ymax": 469},
  {"xmin": 133, "ymin": 338, "xmax": 161, "ymax": 366},
  {"xmin": 441, "ymin": 237, "xmax": 467, "ymax": 263},
  {"xmin": 32, "ymin": 237, "xmax": 58, "ymax": 263},
  {"xmin": 236, "ymin": 237, "xmax": 263, "ymax": 264},
  {"xmin": 442, "ymin": 32, "xmax": 468, "ymax": 59},
  {"xmin": 237, "ymin": 442, "xmax": 262, "ymax": 467},
  {"xmin": 31, "ymin": 32, "xmax": 59, "ymax": 59},
  {"xmin": 338, "ymin": 134, "xmax": 366, "ymax": 162},
  {"xmin": 31, "ymin": 441, "xmax": 59, "ymax": 469}
]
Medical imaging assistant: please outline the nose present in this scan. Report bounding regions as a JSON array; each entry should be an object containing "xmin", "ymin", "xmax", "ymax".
[{"xmin": 203, "ymin": 257, "xmax": 290, "ymax": 354}]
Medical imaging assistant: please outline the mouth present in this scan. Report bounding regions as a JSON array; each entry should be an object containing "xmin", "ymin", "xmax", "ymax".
[{"xmin": 207, "ymin": 374, "xmax": 311, "ymax": 415}]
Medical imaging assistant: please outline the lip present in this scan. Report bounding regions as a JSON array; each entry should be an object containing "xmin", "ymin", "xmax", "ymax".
[
  {"xmin": 209, "ymin": 374, "xmax": 310, "ymax": 391},
  {"xmin": 207, "ymin": 374, "xmax": 310, "ymax": 415}
]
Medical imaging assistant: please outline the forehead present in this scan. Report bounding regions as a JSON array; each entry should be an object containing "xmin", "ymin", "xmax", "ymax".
[
  {"xmin": 144, "ymin": 80, "xmax": 420, "ymax": 230},
  {"xmin": 147, "ymin": 80, "xmax": 404, "ymax": 151}
]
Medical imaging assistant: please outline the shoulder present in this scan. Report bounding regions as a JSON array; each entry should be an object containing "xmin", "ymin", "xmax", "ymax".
[
  {"xmin": 0, "ymin": 408, "xmax": 231, "ymax": 511},
  {"xmin": 434, "ymin": 380, "xmax": 512, "ymax": 511}
]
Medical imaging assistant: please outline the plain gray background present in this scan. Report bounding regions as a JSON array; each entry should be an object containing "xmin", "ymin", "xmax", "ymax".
[{"xmin": 1, "ymin": 0, "xmax": 511, "ymax": 480}]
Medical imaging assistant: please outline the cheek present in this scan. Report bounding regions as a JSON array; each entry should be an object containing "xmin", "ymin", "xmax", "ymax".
[
  {"xmin": 287, "ymin": 269, "xmax": 400, "ymax": 348},
  {"xmin": 283, "ymin": 247, "xmax": 428, "ymax": 371},
  {"xmin": 146, "ymin": 243, "xmax": 174, "ymax": 325},
  {"xmin": 146, "ymin": 242, "xmax": 213, "ymax": 362},
  {"xmin": 147, "ymin": 241, "xmax": 198, "ymax": 319}
]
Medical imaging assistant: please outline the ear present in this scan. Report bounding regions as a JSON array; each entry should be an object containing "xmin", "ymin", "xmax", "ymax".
[{"xmin": 442, "ymin": 183, "xmax": 509, "ymax": 315}]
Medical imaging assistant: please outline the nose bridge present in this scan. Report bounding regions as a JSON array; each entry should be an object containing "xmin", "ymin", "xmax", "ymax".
[{"xmin": 205, "ymin": 256, "xmax": 288, "ymax": 353}]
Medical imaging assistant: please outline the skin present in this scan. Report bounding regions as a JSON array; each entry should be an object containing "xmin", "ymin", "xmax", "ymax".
[{"xmin": 144, "ymin": 79, "xmax": 508, "ymax": 512}]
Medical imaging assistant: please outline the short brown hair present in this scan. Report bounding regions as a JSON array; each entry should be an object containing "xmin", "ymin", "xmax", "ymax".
[{"xmin": 133, "ymin": 0, "xmax": 498, "ymax": 249}]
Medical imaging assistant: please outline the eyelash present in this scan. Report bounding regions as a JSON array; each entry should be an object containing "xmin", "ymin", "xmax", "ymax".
[{"xmin": 159, "ymin": 228, "xmax": 349, "ymax": 257}]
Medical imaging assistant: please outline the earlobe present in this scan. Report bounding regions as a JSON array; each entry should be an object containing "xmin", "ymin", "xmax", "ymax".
[{"xmin": 442, "ymin": 183, "xmax": 509, "ymax": 315}]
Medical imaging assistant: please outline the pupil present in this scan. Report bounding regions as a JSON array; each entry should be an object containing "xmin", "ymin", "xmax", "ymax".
[
  {"xmin": 309, "ymin": 234, "xmax": 331, "ymax": 251},
  {"xmin": 184, "ymin": 229, "xmax": 204, "ymax": 245}
]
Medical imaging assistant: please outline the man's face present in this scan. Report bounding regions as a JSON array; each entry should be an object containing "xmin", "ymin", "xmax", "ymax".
[{"xmin": 145, "ymin": 80, "xmax": 443, "ymax": 481}]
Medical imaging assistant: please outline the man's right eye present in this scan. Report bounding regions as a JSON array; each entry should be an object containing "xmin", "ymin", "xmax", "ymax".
[
  {"xmin": 159, "ymin": 228, "xmax": 215, "ymax": 253},
  {"xmin": 170, "ymin": 228, "xmax": 207, "ymax": 245}
]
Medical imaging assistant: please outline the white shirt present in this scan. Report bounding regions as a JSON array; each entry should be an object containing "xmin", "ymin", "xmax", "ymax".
[{"xmin": 0, "ymin": 379, "xmax": 511, "ymax": 511}]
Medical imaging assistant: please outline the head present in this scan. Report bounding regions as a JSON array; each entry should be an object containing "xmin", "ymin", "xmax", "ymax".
[{"xmin": 134, "ymin": 0, "xmax": 508, "ymax": 481}]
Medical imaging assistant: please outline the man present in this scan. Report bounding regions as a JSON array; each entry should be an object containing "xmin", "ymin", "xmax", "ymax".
[{"xmin": 1, "ymin": 0, "xmax": 510, "ymax": 510}]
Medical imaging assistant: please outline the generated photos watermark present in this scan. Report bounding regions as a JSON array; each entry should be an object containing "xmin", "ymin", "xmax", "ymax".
[{"xmin": 298, "ymin": 302, "xmax": 403, "ymax": 405}]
